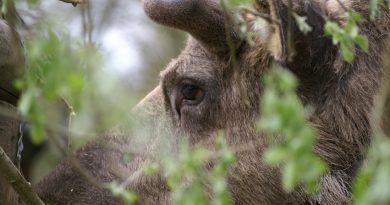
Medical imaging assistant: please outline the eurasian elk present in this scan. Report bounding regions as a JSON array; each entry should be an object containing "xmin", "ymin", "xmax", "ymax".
[{"xmin": 34, "ymin": 0, "xmax": 390, "ymax": 204}]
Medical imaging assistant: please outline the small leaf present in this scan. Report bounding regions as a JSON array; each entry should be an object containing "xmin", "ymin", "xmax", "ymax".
[
  {"xmin": 263, "ymin": 146, "xmax": 287, "ymax": 165},
  {"xmin": 293, "ymin": 14, "xmax": 312, "ymax": 35},
  {"xmin": 18, "ymin": 89, "xmax": 35, "ymax": 115},
  {"xmin": 355, "ymin": 35, "xmax": 369, "ymax": 52},
  {"xmin": 341, "ymin": 44, "xmax": 354, "ymax": 63},
  {"xmin": 30, "ymin": 124, "xmax": 45, "ymax": 144},
  {"xmin": 369, "ymin": 0, "xmax": 380, "ymax": 20},
  {"xmin": 283, "ymin": 162, "xmax": 298, "ymax": 191},
  {"xmin": 224, "ymin": 0, "xmax": 254, "ymax": 9},
  {"xmin": 144, "ymin": 163, "xmax": 160, "ymax": 175}
]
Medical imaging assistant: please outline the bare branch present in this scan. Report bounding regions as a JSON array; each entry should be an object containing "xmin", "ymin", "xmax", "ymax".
[
  {"xmin": 58, "ymin": 0, "xmax": 86, "ymax": 6},
  {"xmin": 335, "ymin": 0, "xmax": 348, "ymax": 12},
  {"xmin": 241, "ymin": 8, "xmax": 281, "ymax": 25},
  {"xmin": 81, "ymin": 0, "xmax": 93, "ymax": 43},
  {"xmin": 286, "ymin": 0, "xmax": 295, "ymax": 61},
  {"xmin": 48, "ymin": 130, "xmax": 105, "ymax": 189},
  {"xmin": 0, "ymin": 101, "xmax": 20, "ymax": 205},
  {"xmin": 0, "ymin": 146, "xmax": 45, "ymax": 205}
]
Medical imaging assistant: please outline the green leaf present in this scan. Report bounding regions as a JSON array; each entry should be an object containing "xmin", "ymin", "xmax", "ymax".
[
  {"xmin": 341, "ymin": 44, "xmax": 355, "ymax": 63},
  {"xmin": 108, "ymin": 182, "xmax": 138, "ymax": 205},
  {"xmin": 263, "ymin": 146, "xmax": 287, "ymax": 165},
  {"xmin": 30, "ymin": 125, "xmax": 45, "ymax": 144},
  {"xmin": 353, "ymin": 137, "xmax": 390, "ymax": 205},
  {"xmin": 18, "ymin": 88, "xmax": 35, "ymax": 115},
  {"xmin": 369, "ymin": 0, "xmax": 379, "ymax": 20},
  {"xmin": 144, "ymin": 163, "xmax": 160, "ymax": 175},
  {"xmin": 283, "ymin": 162, "xmax": 298, "ymax": 191},
  {"xmin": 355, "ymin": 35, "xmax": 369, "ymax": 52},
  {"xmin": 259, "ymin": 65, "xmax": 327, "ymax": 193},
  {"xmin": 293, "ymin": 14, "xmax": 312, "ymax": 35},
  {"xmin": 324, "ymin": 10, "xmax": 369, "ymax": 63},
  {"xmin": 224, "ymin": 0, "xmax": 254, "ymax": 9}
]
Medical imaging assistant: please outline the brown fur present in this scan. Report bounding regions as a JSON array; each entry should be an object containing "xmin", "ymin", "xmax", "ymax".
[{"xmin": 34, "ymin": 0, "xmax": 390, "ymax": 204}]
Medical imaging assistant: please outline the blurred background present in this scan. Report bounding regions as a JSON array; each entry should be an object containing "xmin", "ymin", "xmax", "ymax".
[
  {"xmin": 14, "ymin": 0, "xmax": 186, "ymax": 183},
  {"xmin": 18, "ymin": 0, "xmax": 186, "ymax": 95},
  {"xmin": 2, "ymin": 1, "xmax": 389, "ymax": 204}
]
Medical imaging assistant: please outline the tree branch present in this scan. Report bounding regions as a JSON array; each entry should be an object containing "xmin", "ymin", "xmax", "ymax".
[
  {"xmin": 0, "ymin": 146, "xmax": 45, "ymax": 205},
  {"xmin": 380, "ymin": 39, "xmax": 390, "ymax": 135},
  {"xmin": 0, "ymin": 101, "xmax": 20, "ymax": 205},
  {"xmin": 58, "ymin": 0, "xmax": 86, "ymax": 6}
]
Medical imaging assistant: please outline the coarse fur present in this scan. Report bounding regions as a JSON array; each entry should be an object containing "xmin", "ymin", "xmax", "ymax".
[{"xmin": 34, "ymin": 0, "xmax": 390, "ymax": 204}]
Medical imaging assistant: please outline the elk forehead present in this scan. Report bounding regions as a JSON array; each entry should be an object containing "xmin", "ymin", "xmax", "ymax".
[
  {"xmin": 142, "ymin": 0, "xmax": 235, "ymax": 56},
  {"xmin": 160, "ymin": 39, "xmax": 223, "ymax": 86},
  {"xmin": 158, "ymin": 39, "xmax": 224, "ymax": 138}
]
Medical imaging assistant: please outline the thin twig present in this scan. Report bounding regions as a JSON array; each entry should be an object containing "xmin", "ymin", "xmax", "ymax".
[
  {"xmin": 377, "ymin": 39, "xmax": 390, "ymax": 135},
  {"xmin": 286, "ymin": 0, "xmax": 295, "ymax": 61},
  {"xmin": 0, "ymin": 102, "xmax": 98, "ymax": 142},
  {"xmin": 335, "ymin": 0, "xmax": 348, "ymax": 12},
  {"xmin": 241, "ymin": 8, "xmax": 281, "ymax": 25},
  {"xmin": 0, "ymin": 146, "xmax": 45, "ymax": 205},
  {"xmin": 220, "ymin": 0, "xmax": 238, "ymax": 68},
  {"xmin": 81, "ymin": 0, "xmax": 93, "ymax": 43},
  {"xmin": 61, "ymin": 99, "xmax": 75, "ymax": 153},
  {"xmin": 48, "ymin": 130, "xmax": 105, "ymax": 189},
  {"xmin": 58, "ymin": 0, "xmax": 86, "ymax": 6}
]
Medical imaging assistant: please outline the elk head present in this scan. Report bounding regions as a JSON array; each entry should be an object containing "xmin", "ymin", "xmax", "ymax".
[
  {"xmin": 137, "ymin": 0, "xmax": 332, "ymax": 154},
  {"xmin": 137, "ymin": 0, "xmax": 389, "ymax": 203},
  {"xmin": 34, "ymin": 0, "xmax": 390, "ymax": 204}
]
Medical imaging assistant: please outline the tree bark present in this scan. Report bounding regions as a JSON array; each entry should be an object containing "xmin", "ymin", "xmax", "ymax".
[
  {"xmin": 0, "ymin": 18, "xmax": 25, "ymax": 106},
  {"xmin": 381, "ymin": 39, "xmax": 390, "ymax": 136},
  {"xmin": 0, "ymin": 101, "xmax": 20, "ymax": 205}
]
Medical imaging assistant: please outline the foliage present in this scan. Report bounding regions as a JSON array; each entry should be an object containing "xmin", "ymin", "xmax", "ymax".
[
  {"xmin": 224, "ymin": 0, "xmax": 254, "ymax": 9},
  {"xmin": 6, "ymin": 0, "xmax": 390, "ymax": 204},
  {"xmin": 369, "ymin": 0, "xmax": 390, "ymax": 19},
  {"xmin": 353, "ymin": 135, "xmax": 390, "ymax": 205},
  {"xmin": 293, "ymin": 14, "xmax": 312, "ymax": 35},
  {"xmin": 16, "ymin": 31, "xmax": 91, "ymax": 143},
  {"xmin": 159, "ymin": 133, "xmax": 235, "ymax": 205},
  {"xmin": 16, "ymin": 28, "xmax": 137, "ymax": 146},
  {"xmin": 108, "ymin": 182, "xmax": 138, "ymax": 205},
  {"xmin": 324, "ymin": 11, "xmax": 368, "ymax": 63},
  {"xmin": 349, "ymin": 3, "xmax": 390, "ymax": 205},
  {"xmin": 258, "ymin": 66, "xmax": 327, "ymax": 192}
]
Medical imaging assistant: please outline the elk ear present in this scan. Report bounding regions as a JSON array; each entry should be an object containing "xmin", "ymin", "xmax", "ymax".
[
  {"xmin": 266, "ymin": 0, "xmax": 288, "ymax": 62},
  {"xmin": 265, "ymin": 0, "xmax": 326, "ymax": 62},
  {"xmin": 142, "ymin": 0, "xmax": 239, "ymax": 57}
]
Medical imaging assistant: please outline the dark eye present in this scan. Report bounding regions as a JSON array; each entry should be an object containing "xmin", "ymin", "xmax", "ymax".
[{"xmin": 181, "ymin": 84, "xmax": 204, "ymax": 104}]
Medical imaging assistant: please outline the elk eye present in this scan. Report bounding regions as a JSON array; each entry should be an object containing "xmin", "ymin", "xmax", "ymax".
[{"xmin": 181, "ymin": 84, "xmax": 204, "ymax": 104}]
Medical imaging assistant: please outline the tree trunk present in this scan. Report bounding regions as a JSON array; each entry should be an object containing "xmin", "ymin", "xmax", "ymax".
[
  {"xmin": 0, "ymin": 101, "xmax": 20, "ymax": 205},
  {"xmin": 381, "ymin": 39, "xmax": 390, "ymax": 136}
]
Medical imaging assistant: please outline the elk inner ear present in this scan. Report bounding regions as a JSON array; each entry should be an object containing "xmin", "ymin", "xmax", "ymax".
[
  {"xmin": 142, "ymin": 0, "xmax": 240, "ymax": 57},
  {"xmin": 264, "ymin": 0, "xmax": 327, "ymax": 63},
  {"xmin": 266, "ymin": 0, "xmax": 289, "ymax": 62}
]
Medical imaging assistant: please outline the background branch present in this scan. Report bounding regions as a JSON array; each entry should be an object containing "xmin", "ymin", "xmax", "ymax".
[
  {"xmin": 0, "ymin": 147, "xmax": 44, "ymax": 205},
  {"xmin": 0, "ymin": 101, "xmax": 20, "ymax": 205},
  {"xmin": 58, "ymin": 0, "xmax": 86, "ymax": 6}
]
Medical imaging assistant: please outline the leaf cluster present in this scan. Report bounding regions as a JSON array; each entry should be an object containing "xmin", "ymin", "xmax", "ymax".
[
  {"xmin": 162, "ymin": 134, "xmax": 236, "ymax": 205},
  {"xmin": 258, "ymin": 66, "xmax": 327, "ymax": 192}
]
